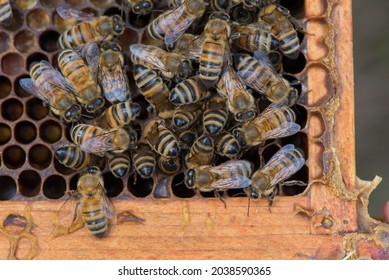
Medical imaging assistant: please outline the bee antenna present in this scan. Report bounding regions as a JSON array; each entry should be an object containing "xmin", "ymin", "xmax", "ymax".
[
  {"xmin": 247, "ymin": 196, "xmax": 251, "ymax": 217},
  {"xmin": 121, "ymin": 0, "xmax": 124, "ymax": 20},
  {"xmin": 81, "ymin": 114, "xmax": 95, "ymax": 119}
]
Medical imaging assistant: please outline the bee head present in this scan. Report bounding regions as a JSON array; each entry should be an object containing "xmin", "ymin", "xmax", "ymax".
[
  {"xmin": 185, "ymin": 169, "xmax": 195, "ymax": 188},
  {"xmin": 235, "ymin": 109, "xmax": 256, "ymax": 122},
  {"xmin": 86, "ymin": 96, "xmax": 105, "ymax": 113},
  {"xmin": 166, "ymin": 55, "xmax": 182, "ymax": 74},
  {"xmin": 112, "ymin": 15, "xmax": 125, "ymax": 35},
  {"xmin": 243, "ymin": 187, "xmax": 260, "ymax": 199},
  {"xmin": 188, "ymin": 0, "xmax": 206, "ymax": 14},
  {"xmin": 64, "ymin": 104, "xmax": 81, "ymax": 122},
  {"xmin": 133, "ymin": 0, "xmax": 153, "ymax": 15}
]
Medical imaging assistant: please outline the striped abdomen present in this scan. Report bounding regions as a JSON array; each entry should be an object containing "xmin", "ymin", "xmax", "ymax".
[
  {"xmin": 233, "ymin": 26, "xmax": 280, "ymax": 53},
  {"xmin": 70, "ymin": 124, "xmax": 106, "ymax": 152},
  {"xmin": 152, "ymin": 125, "xmax": 180, "ymax": 158},
  {"xmin": 132, "ymin": 145, "xmax": 156, "ymax": 178},
  {"xmin": 157, "ymin": 156, "xmax": 181, "ymax": 175},
  {"xmin": 55, "ymin": 145, "xmax": 89, "ymax": 170},
  {"xmin": 260, "ymin": 107, "xmax": 296, "ymax": 131},
  {"xmin": 81, "ymin": 198, "xmax": 108, "ymax": 238},
  {"xmin": 203, "ymin": 108, "xmax": 228, "ymax": 135},
  {"xmin": 278, "ymin": 28, "xmax": 300, "ymax": 59},
  {"xmin": 186, "ymin": 135, "xmax": 214, "ymax": 167},
  {"xmin": 169, "ymin": 77, "xmax": 206, "ymax": 105},
  {"xmin": 172, "ymin": 106, "xmax": 201, "ymax": 130},
  {"xmin": 0, "ymin": 0, "xmax": 12, "ymax": 25},
  {"xmin": 99, "ymin": 102, "xmax": 141, "ymax": 129},
  {"xmin": 200, "ymin": 40, "xmax": 225, "ymax": 88},
  {"xmin": 59, "ymin": 21, "xmax": 98, "ymax": 49},
  {"xmin": 108, "ymin": 153, "xmax": 131, "ymax": 178},
  {"xmin": 216, "ymin": 132, "xmax": 240, "ymax": 158}
]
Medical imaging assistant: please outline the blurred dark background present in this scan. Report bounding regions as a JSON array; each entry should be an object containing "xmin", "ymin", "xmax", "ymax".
[{"xmin": 353, "ymin": 0, "xmax": 389, "ymax": 218}]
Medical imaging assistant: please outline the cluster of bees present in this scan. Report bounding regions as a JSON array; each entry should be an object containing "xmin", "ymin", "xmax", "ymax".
[{"xmin": 7, "ymin": 0, "xmax": 307, "ymax": 238}]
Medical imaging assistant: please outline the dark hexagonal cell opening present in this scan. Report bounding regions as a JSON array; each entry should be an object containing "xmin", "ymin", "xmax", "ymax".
[
  {"xmin": 0, "ymin": 176, "xmax": 17, "ymax": 200},
  {"xmin": 0, "ymin": 32, "xmax": 10, "ymax": 53},
  {"xmin": 43, "ymin": 175, "xmax": 67, "ymax": 199},
  {"xmin": 18, "ymin": 170, "xmax": 41, "ymax": 197},
  {"xmin": 26, "ymin": 52, "xmax": 49, "ymax": 71},
  {"xmin": 40, "ymin": 120, "xmax": 62, "ymax": 144},
  {"xmin": 27, "ymin": 8, "xmax": 50, "ymax": 31},
  {"xmin": 3, "ymin": 145, "xmax": 26, "ymax": 169},
  {"xmin": 15, "ymin": 121, "xmax": 37, "ymax": 144},
  {"xmin": 103, "ymin": 172, "xmax": 124, "ymax": 197},
  {"xmin": 0, "ymin": 123, "xmax": 11, "ymax": 145},
  {"xmin": 282, "ymin": 52, "xmax": 307, "ymax": 74},
  {"xmin": 172, "ymin": 172, "xmax": 196, "ymax": 198},
  {"xmin": 14, "ymin": 30, "xmax": 36, "ymax": 53},
  {"xmin": 39, "ymin": 30, "xmax": 60, "ymax": 52},
  {"xmin": 1, "ymin": 98, "xmax": 23, "ymax": 121},
  {"xmin": 15, "ymin": 75, "xmax": 32, "ymax": 98},
  {"xmin": 0, "ymin": 76, "xmax": 12, "ymax": 99},
  {"xmin": 28, "ymin": 144, "xmax": 52, "ymax": 170},
  {"xmin": 1, "ymin": 53, "xmax": 24, "ymax": 76},
  {"xmin": 127, "ymin": 174, "xmax": 153, "ymax": 197},
  {"xmin": 26, "ymin": 98, "xmax": 49, "ymax": 120}
]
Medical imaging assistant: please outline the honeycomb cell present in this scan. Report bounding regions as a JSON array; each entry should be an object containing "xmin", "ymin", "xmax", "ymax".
[
  {"xmin": 282, "ymin": 52, "xmax": 307, "ymax": 74},
  {"xmin": 14, "ymin": 75, "xmax": 31, "ymax": 98},
  {"xmin": 280, "ymin": 165, "xmax": 309, "ymax": 196},
  {"xmin": 129, "ymin": 10, "xmax": 151, "ymax": 29},
  {"xmin": 28, "ymin": 144, "xmax": 52, "ymax": 170},
  {"xmin": 0, "ymin": 32, "xmax": 10, "ymax": 53},
  {"xmin": 43, "ymin": 175, "xmax": 66, "ymax": 199},
  {"xmin": 309, "ymin": 141, "xmax": 325, "ymax": 180},
  {"xmin": 90, "ymin": 0, "xmax": 113, "ymax": 8},
  {"xmin": 281, "ymin": 132, "xmax": 308, "ymax": 161},
  {"xmin": 104, "ymin": 7, "xmax": 126, "ymax": 20},
  {"xmin": 118, "ymin": 28, "xmax": 138, "ymax": 54},
  {"xmin": 262, "ymin": 144, "xmax": 281, "ymax": 162},
  {"xmin": 127, "ymin": 174, "xmax": 153, "ymax": 197},
  {"xmin": 3, "ymin": 8, "xmax": 24, "ymax": 31},
  {"xmin": 0, "ymin": 176, "xmax": 17, "ymax": 200},
  {"xmin": 69, "ymin": 174, "xmax": 78, "ymax": 191},
  {"xmin": 40, "ymin": 0, "xmax": 61, "ymax": 8},
  {"xmin": 1, "ymin": 98, "xmax": 23, "ymax": 121},
  {"xmin": 14, "ymin": 30, "xmax": 36, "ymax": 53},
  {"xmin": 15, "ymin": 121, "xmax": 37, "ymax": 144},
  {"xmin": 26, "ymin": 52, "xmax": 49, "ymax": 71},
  {"xmin": 39, "ymin": 30, "xmax": 60, "ymax": 52},
  {"xmin": 53, "ymin": 12, "xmax": 77, "ymax": 32},
  {"xmin": 306, "ymin": 18, "xmax": 329, "ymax": 61},
  {"xmin": 3, "ymin": 145, "xmax": 26, "ymax": 169},
  {"xmin": 154, "ymin": 177, "xmax": 170, "ymax": 198},
  {"xmin": 103, "ymin": 172, "xmax": 124, "ymax": 197},
  {"xmin": 132, "ymin": 95, "xmax": 150, "ymax": 120},
  {"xmin": 280, "ymin": 0, "xmax": 305, "ymax": 19},
  {"xmin": 307, "ymin": 64, "xmax": 331, "ymax": 106},
  {"xmin": 18, "ymin": 170, "xmax": 41, "ymax": 197},
  {"xmin": 65, "ymin": 0, "xmax": 86, "ymax": 7},
  {"xmin": 0, "ymin": 123, "xmax": 11, "ymax": 145},
  {"xmin": 293, "ymin": 104, "xmax": 308, "ymax": 129},
  {"xmin": 1, "ymin": 53, "xmax": 24, "ymax": 76},
  {"xmin": 26, "ymin": 98, "xmax": 49, "ymax": 120},
  {"xmin": 308, "ymin": 112, "xmax": 325, "ymax": 138},
  {"xmin": 305, "ymin": 0, "xmax": 328, "ymax": 17},
  {"xmin": 0, "ymin": 76, "xmax": 12, "ymax": 99},
  {"xmin": 40, "ymin": 120, "xmax": 62, "ymax": 143},
  {"xmin": 27, "ymin": 8, "xmax": 50, "ymax": 31},
  {"xmin": 172, "ymin": 173, "xmax": 196, "ymax": 198},
  {"xmin": 15, "ymin": 0, "xmax": 37, "ymax": 9}
]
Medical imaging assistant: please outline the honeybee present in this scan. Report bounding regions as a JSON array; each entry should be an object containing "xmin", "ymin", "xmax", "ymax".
[
  {"xmin": 185, "ymin": 134, "xmax": 214, "ymax": 168},
  {"xmin": 143, "ymin": 119, "xmax": 180, "ymax": 158},
  {"xmin": 54, "ymin": 144, "xmax": 89, "ymax": 170},
  {"xmin": 231, "ymin": 23, "xmax": 280, "ymax": 53},
  {"xmin": 128, "ymin": 0, "xmax": 154, "ymax": 15},
  {"xmin": 146, "ymin": 0, "xmax": 206, "ymax": 46},
  {"xmin": 133, "ymin": 64, "xmax": 174, "ymax": 119},
  {"xmin": 167, "ymin": 33, "xmax": 196, "ymax": 56},
  {"xmin": 108, "ymin": 152, "xmax": 131, "ymax": 178},
  {"xmin": 57, "ymin": 7, "xmax": 125, "ymax": 49},
  {"xmin": 234, "ymin": 102, "xmax": 300, "ymax": 147},
  {"xmin": 172, "ymin": 104, "xmax": 202, "ymax": 130},
  {"xmin": 158, "ymin": 156, "xmax": 181, "ymax": 175},
  {"xmin": 215, "ymin": 131, "xmax": 240, "ymax": 158},
  {"xmin": 268, "ymin": 50, "xmax": 283, "ymax": 71},
  {"xmin": 130, "ymin": 44, "xmax": 192, "ymax": 81},
  {"xmin": 71, "ymin": 124, "xmax": 130, "ymax": 157},
  {"xmin": 19, "ymin": 60, "xmax": 81, "ymax": 123},
  {"xmin": 169, "ymin": 76, "xmax": 208, "ymax": 106},
  {"xmin": 232, "ymin": 0, "xmax": 279, "ymax": 9},
  {"xmin": 245, "ymin": 144, "xmax": 305, "ymax": 205},
  {"xmin": 0, "ymin": 0, "xmax": 12, "ymax": 26},
  {"xmin": 203, "ymin": 95, "xmax": 229, "ymax": 135},
  {"xmin": 235, "ymin": 51, "xmax": 298, "ymax": 104},
  {"xmin": 57, "ymin": 46, "xmax": 104, "ymax": 113},
  {"xmin": 97, "ymin": 101, "xmax": 141, "ymax": 129},
  {"xmin": 132, "ymin": 144, "xmax": 156, "ymax": 179},
  {"xmin": 185, "ymin": 160, "xmax": 253, "ymax": 193},
  {"xmin": 258, "ymin": 4, "xmax": 300, "ymax": 59},
  {"xmin": 99, "ymin": 42, "xmax": 132, "ymax": 104},
  {"xmin": 217, "ymin": 65, "xmax": 256, "ymax": 122},
  {"xmin": 58, "ymin": 166, "xmax": 115, "ymax": 238},
  {"xmin": 198, "ymin": 16, "xmax": 231, "ymax": 88}
]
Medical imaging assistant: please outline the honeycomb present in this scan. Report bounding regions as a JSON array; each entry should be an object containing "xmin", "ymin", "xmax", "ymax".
[{"xmin": 0, "ymin": 0, "xmax": 334, "ymax": 205}]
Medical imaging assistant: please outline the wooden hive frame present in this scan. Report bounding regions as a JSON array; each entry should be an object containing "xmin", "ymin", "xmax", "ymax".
[{"xmin": 1, "ymin": 0, "xmax": 388, "ymax": 260}]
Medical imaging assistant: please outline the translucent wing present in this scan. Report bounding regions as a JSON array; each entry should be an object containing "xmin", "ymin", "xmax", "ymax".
[
  {"xmin": 253, "ymin": 50, "xmax": 278, "ymax": 76},
  {"xmin": 207, "ymin": 176, "xmax": 252, "ymax": 190},
  {"xmin": 19, "ymin": 78, "xmax": 42, "ymax": 99},
  {"xmin": 220, "ymin": 65, "xmax": 248, "ymax": 103},
  {"xmin": 130, "ymin": 44, "xmax": 169, "ymax": 72},
  {"xmin": 263, "ymin": 122, "xmax": 300, "ymax": 140},
  {"xmin": 184, "ymin": 34, "xmax": 205, "ymax": 59},
  {"xmin": 162, "ymin": 5, "xmax": 196, "ymax": 46},
  {"xmin": 57, "ymin": 7, "xmax": 95, "ymax": 21},
  {"xmin": 84, "ymin": 43, "xmax": 100, "ymax": 80},
  {"xmin": 236, "ymin": 54, "xmax": 267, "ymax": 91},
  {"xmin": 263, "ymin": 144, "xmax": 305, "ymax": 186},
  {"xmin": 98, "ymin": 184, "xmax": 116, "ymax": 219},
  {"xmin": 100, "ymin": 66, "xmax": 131, "ymax": 102},
  {"xmin": 40, "ymin": 61, "xmax": 75, "ymax": 93},
  {"xmin": 57, "ymin": 192, "xmax": 82, "ymax": 228},
  {"xmin": 208, "ymin": 160, "xmax": 253, "ymax": 177}
]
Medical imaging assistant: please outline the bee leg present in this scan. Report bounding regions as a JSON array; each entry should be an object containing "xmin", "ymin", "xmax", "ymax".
[
  {"xmin": 214, "ymin": 191, "xmax": 227, "ymax": 209},
  {"xmin": 281, "ymin": 180, "xmax": 306, "ymax": 187}
]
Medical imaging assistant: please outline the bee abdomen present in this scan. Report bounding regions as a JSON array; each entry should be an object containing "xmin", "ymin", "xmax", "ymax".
[
  {"xmin": 134, "ymin": 65, "xmax": 169, "ymax": 103},
  {"xmin": 82, "ymin": 205, "xmax": 107, "ymax": 238},
  {"xmin": 108, "ymin": 153, "xmax": 131, "ymax": 178},
  {"xmin": 158, "ymin": 156, "xmax": 181, "ymax": 175},
  {"xmin": 203, "ymin": 108, "xmax": 228, "ymax": 135},
  {"xmin": 132, "ymin": 147, "xmax": 156, "ymax": 178},
  {"xmin": 216, "ymin": 132, "xmax": 240, "ymax": 158},
  {"xmin": 169, "ymin": 78, "xmax": 204, "ymax": 105},
  {"xmin": 0, "ymin": 1, "xmax": 12, "ymax": 25},
  {"xmin": 55, "ymin": 145, "xmax": 89, "ymax": 170},
  {"xmin": 200, "ymin": 42, "xmax": 224, "ymax": 87}
]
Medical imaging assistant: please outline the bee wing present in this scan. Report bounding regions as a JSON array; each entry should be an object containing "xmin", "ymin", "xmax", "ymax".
[
  {"xmin": 84, "ymin": 43, "xmax": 100, "ymax": 80},
  {"xmin": 130, "ymin": 44, "xmax": 169, "ymax": 72},
  {"xmin": 98, "ymin": 184, "xmax": 116, "ymax": 219},
  {"xmin": 263, "ymin": 122, "xmax": 300, "ymax": 140},
  {"xmin": 57, "ymin": 6, "xmax": 95, "ymax": 21},
  {"xmin": 253, "ymin": 50, "xmax": 278, "ymax": 76},
  {"xmin": 207, "ymin": 160, "xmax": 253, "ymax": 177},
  {"xmin": 57, "ymin": 192, "xmax": 82, "ymax": 228},
  {"xmin": 208, "ymin": 176, "xmax": 252, "ymax": 190},
  {"xmin": 40, "ymin": 61, "xmax": 75, "ymax": 93},
  {"xmin": 263, "ymin": 144, "xmax": 305, "ymax": 186},
  {"xmin": 163, "ymin": 6, "xmax": 196, "ymax": 46},
  {"xmin": 184, "ymin": 34, "xmax": 205, "ymax": 59},
  {"xmin": 81, "ymin": 131, "xmax": 116, "ymax": 155},
  {"xmin": 19, "ymin": 78, "xmax": 42, "ymax": 99},
  {"xmin": 100, "ymin": 66, "xmax": 131, "ymax": 102},
  {"xmin": 220, "ymin": 66, "xmax": 247, "ymax": 102}
]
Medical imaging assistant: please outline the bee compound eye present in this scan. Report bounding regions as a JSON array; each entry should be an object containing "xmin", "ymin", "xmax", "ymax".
[
  {"xmin": 143, "ymin": 2, "xmax": 152, "ymax": 9},
  {"xmin": 133, "ymin": 5, "xmax": 140, "ymax": 12}
]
